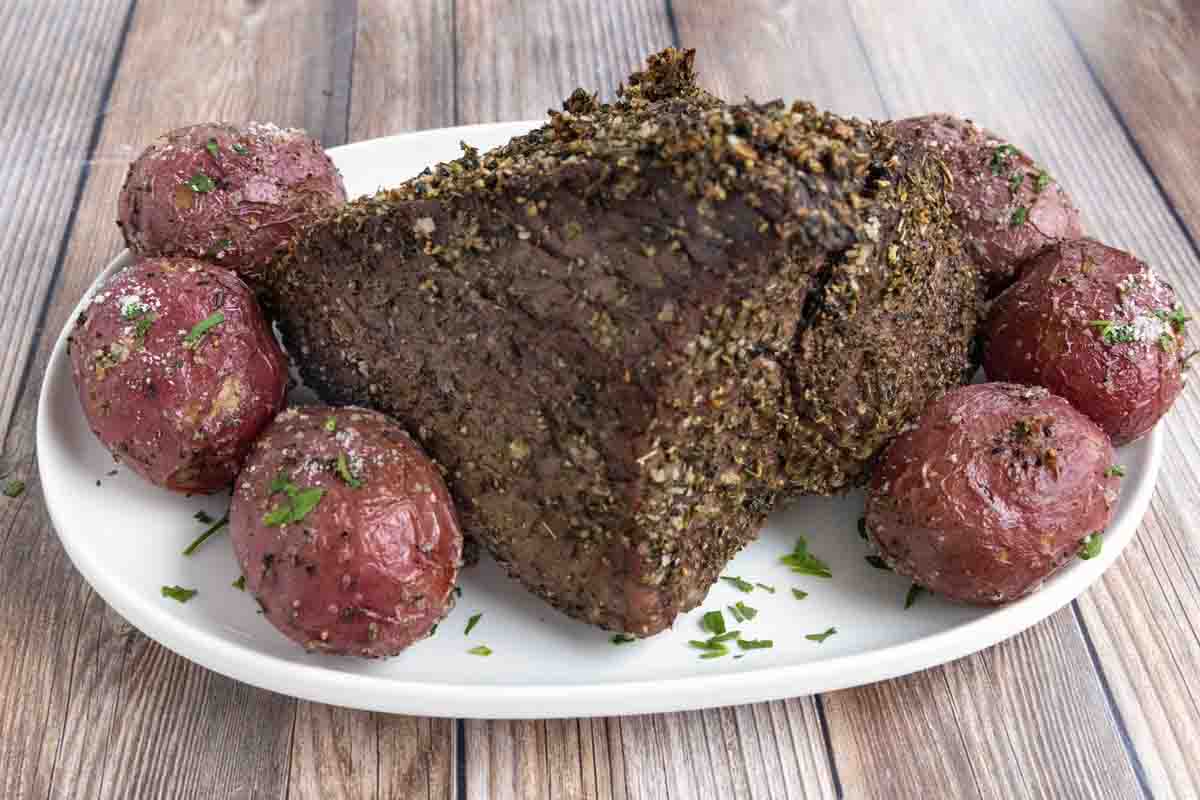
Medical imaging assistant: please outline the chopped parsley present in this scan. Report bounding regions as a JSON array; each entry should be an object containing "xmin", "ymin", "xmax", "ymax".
[
  {"xmin": 857, "ymin": 517, "xmax": 869, "ymax": 541},
  {"xmin": 464, "ymin": 612, "xmax": 482, "ymax": 636},
  {"xmin": 754, "ymin": 582, "xmax": 776, "ymax": 594},
  {"xmin": 989, "ymin": 144, "xmax": 1020, "ymax": 175},
  {"xmin": 792, "ymin": 588, "xmax": 809, "ymax": 600},
  {"xmin": 720, "ymin": 575, "xmax": 754, "ymax": 592},
  {"xmin": 1154, "ymin": 307, "xmax": 1192, "ymax": 333},
  {"xmin": 183, "ymin": 513, "xmax": 228, "ymax": 555},
  {"xmin": 731, "ymin": 601, "xmax": 757, "ymax": 621},
  {"xmin": 1008, "ymin": 172, "xmax": 1024, "ymax": 194},
  {"xmin": 183, "ymin": 310, "xmax": 225, "ymax": 348},
  {"xmin": 1010, "ymin": 206, "xmax": 1029, "ymax": 227},
  {"xmin": 611, "ymin": 634, "xmax": 636, "ymax": 644},
  {"xmin": 737, "ymin": 638, "xmax": 773, "ymax": 651},
  {"xmin": 781, "ymin": 535, "xmax": 832, "ymax": 578},
  {"xmin": 335, "ymin": 452, "xmax": 362, "ymax": 488},
  {"xmin": 1035, "ymin": 170, "xmax": 1051, "ymax": 193},
  {"xmin": 232, "ymin": 575, "xmax": 246, "ymax": 591},
  {"xmin": 133, "ymin": 315, "xmax": 155, "ymax": 342},
  {"xmin": 161, "ymin": 585, "xmax": 198, "ymax": 603},
  {"xmin": 122, "ymin": 301, "xmax": 149, "ymax": 320},
  {"xmin": 207, "ymin": 238, "xmax": 232, "ymax": 257},
  {"xmin": 864, "ymin": 555, "xmax": 891, "ymax": 571},
  {"xmin": 324, "ymin": 416, "xmax": 338, "ymax": 432},
  {"xmin": 453, "ymin": 586, "xmax": 462, "ymax": 598},
  {"xmin": 429, "ymin": 623, "xmax": 438, "ymax": 636},
  {"xmin": 1160, "ymin": 332, "xmax": 1177, "ymax": 352},
  {"xmin": 1089, "ymin": 320, "xmax": 1137, "ymax": 346},
  {"xmin": 805, "ymin": 627, "xmax": 837, "ymax": 644},
  {"xmin": 194, "ymin": 510, "xmax": 215, "ymax": 524},
  {"xmin": 1105, "ymin": 465, "xmax": 1126, "ymax": 478},
  {"xmin": 232, "ymin": 142, "xmax": 248, "ymax": 155},
  {"xmin": 701, "ymin": 610, "xmax": 726, "ymax": 636},
  {"xmin": 205, "ymin": 138, "xmax": 219, "ymax": 158},
  {"xmin": 1079, "ymin": 533, "xmax": 1103, "ymax": 560},
  {"xmin": 689, "ymin": 637, "xmax": 734, "ymax": 659},
  {"xmin": 185, "ymin": 172, "xmax": 216, "ymax": 193},
  {"xmin": 905, "ymin": 584, "xmax": 925, "ymax": 609},
  {"xmin": 262, "ymin": 476, "xmax": 326, "ymax": 527},
  {"xmin": 467, "ymin": 645, "xmax": 492, "ymax": 656},
  {"xmin": 3, "ymin": 479, "xmax": 25, "ymax": 498}
]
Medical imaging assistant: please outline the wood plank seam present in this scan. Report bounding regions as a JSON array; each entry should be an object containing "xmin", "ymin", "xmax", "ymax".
[
  {"xmin": 1, "ymin": 0, "xmax": 137, "ymax": 445},
  {"xmin": 40, "ymin": 587, "xmax": 97, "ymax": 797},
  {"xmin": 662, "ymin": 0, "xmax": 682, "ymax": 47},
  {"xmin": 1069, "ymin": 601, "xmax": 1154, "ymax": 799},
  {"xmin": 457, "ymin": 717, "xmax": 466, "ymax": 800},
  {"xmin": 1050, "ymin": 0, "xmax": 1200, "ymax": 266},
  {"xmin": 812, "ymin": 694, "xmax": 844, "ymax": 799}
]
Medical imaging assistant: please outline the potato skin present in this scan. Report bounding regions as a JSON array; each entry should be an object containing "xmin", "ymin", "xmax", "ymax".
[
  {"xmin": 891, "ymin": 114, "xmax": 1083, "ymax": 295},
  {"xmin": 68, "ymin": 258, "xmax": 288, "ymax": 492},
  {"xmin": 983, "ymin": 238, "xmax": 1185, "ymax": 445},
  {"xmin": 865, "ymin": 383, "xmax": 1119, "ymax": 605},
  {"xmin": 231, "ymin": 406, "xmax": 463, "ymax": 657},
  {"xmin": 117, "ymin": 122, "xmax": 347, "ymax": 283}
]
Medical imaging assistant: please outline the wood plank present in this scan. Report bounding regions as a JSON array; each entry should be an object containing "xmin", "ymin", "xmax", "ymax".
[
  {"xmin": 454, "ymin": 0, "xmax": 675, "ymax": 124},
  {"xmin": 672, "ymin": 0, "xmax": 885, "ymax": 118},
  {"xmin": 376, "ymin": 714, "xmax": 456, "ymax": 800},
  {"xmin": 0, "ymin": 1, "xmax": 360, "ymax": 798},
  {"xmin": 287, "ymin": 703, "xmax": 378, "ymax": 800},
  {"xmin": 1056, "ymin": 0, "xmax": 1200, "ymax": 244},
  {"xmin": 0, "ymin": 0, "xmax": 131, "ymax": 451}
]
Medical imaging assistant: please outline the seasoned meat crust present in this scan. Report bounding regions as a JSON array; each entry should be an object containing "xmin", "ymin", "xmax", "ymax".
[{"xmin": 264, "ymin": 49, "xmax": 979, "ymax": 635}]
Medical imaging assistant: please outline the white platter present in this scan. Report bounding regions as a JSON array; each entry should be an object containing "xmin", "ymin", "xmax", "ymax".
[{"xmin": 37, "ymin": 122, "xmax": 1160, "ymax": 718}]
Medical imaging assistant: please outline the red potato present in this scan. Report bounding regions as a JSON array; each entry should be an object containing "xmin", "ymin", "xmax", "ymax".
[
  {"xmin": 68, "ymin": 258, "xmax": 288, "ymax": 493},
  {"xmin": 865, "ymin": 383, "xmax": 1119, "ymax": 605},
  {"xmin": 891, "ymin": 113, "xmax": 1083, "ymax": 295},
  {"xmin": 230, "ymin": 406, "xmax": 463, "ymax": 657},
  {"xmin": 983, "ymin": 238, "xmax": 1187, "ymax": 445},
  {"xmin": 117, "ymin": 122, "xmax": 347, "ymax": 283}
]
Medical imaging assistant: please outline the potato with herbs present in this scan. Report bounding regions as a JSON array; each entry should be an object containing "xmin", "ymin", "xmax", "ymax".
[
  {"xmin": 230, "ymin": 406, "xmax": 463, "ymax": 658},
  {"xmin": 865, "ymin": 383, "xmax": 1119, "ymax": 605},
  {"xmin": 891, "ymin": 113, "xmax": 1083, "ymax": 295},
  {"xmin": 983, "ymin": 238, "xmax": 1188, "ymax": 445},
  {"xmin": 68, "ymin": 258, "xmax": 288, "ymax": 492},
  {"xmin": 117, "ymin": 122, "xmax": 347, "ymax": 283}
]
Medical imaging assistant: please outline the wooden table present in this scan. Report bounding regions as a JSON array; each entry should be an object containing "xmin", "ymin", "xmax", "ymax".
[{"xmin": 2, "ymin": 1, "xmax": 1197, "ymax": 797}]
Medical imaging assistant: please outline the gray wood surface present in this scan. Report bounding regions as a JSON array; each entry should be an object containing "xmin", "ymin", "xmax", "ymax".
[{"xmin": 1, "ymin": 1, "xmax": 1197, "ymax": 798}]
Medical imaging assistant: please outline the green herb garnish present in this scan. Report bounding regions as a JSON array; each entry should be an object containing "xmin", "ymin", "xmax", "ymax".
[
  {"xmin": 1008, "ymin": 172, "xmax": 1024, "ymax": 194},
  {"xmin": 805, "ymin": 627, "xmax": 837, "ymax": 644},
  {"xmin": 122, "ymin": 301, "xmax": 148, "ymax": 320},
  {"xmin": 467, "ymin": 645, "xmax": 492, "ymax": 656},
  {"xmin": 183, "ymin": 310, "xmax": 225, "ymax": 348},
  {"xmin": 232, "ymin": 575, "xmax": 246, "ymax": 590},
  {"xmin": 232, "ymin": 142, "xmax": 248, "ymax": 155},
  {"xmin": 990, "ymin": 144, "xmax": 1019, "ymax": 175},
  {"xmin": 720, "ymin": 575, "xmax": 754, "ymax": 592},
  {"xmin": 206, "ymin": 138, "xmax": 219, "ymax": 158},
  {"xmin": 1010, "ymin": 206, "xmax": 1029, "ymax": 227},
  {"xmin": 3, "ymin": 479, "xmax": 25, "ymax": 498},
  {"xmin": 1154, "ymin": 307, "xmax": 1192, "ymax": 333},
  {"xmin": 737, "ymin": 638, "xmax": 773, "ymax": 651},
  {"xmin": 453, "ymin": 586, "xmax": 462, "ymax": 598},
  {"xmin": 701, "ymin": 610, "xmax": 726, "ymax": 636},
  {"xmin": 262, "ymin": 484, "xmax": 326, "ymax": 527},
  {"xmin": 161, "ymin": 585, "xmax": 198, "ymax": 603},
  {"xmin": 324, "ymin": 416, "xmax": 337, "ymax": 432},
  {"xmin": 194, "ymin": 510, "xmax": 215, "ymax": 524},
  {"xmin": 857, "ymin": 517, "xmax": 869, "ymax": 541},
  {"xmin": 781, "ymin": 536, "xmax": 832, "ymax": 578},
  {"xmin": 207, "ymin": 238, "xmax": 232, "ymax": 256},
  {"xmin": 792, "ymin": 588, "xmax": 809, "ymax": 600},
  {"xmin": 699, "ymin": 649, "xmax": 729, "ymax": 660},
  {"xmin": 611, "ymin": 634, "xmax": 636, "ymax": 644},
  {"xmin": 864, "ymin": 555, "xmax": 891, "ymax": 571},
  {"xmin": 754, "ymin": 582, "xmax": 776, "ymax": 594},
  {"xmin": 1079, "ymin": 534, "xmax": 1102, "ymax": 560},
  {"xmin": 336, "ymin": 453, "xmax": 362, "ymax": 488},
  {"xmin": 732, "ymin": 601, "xmax": 757, "ymax": 621},
  {"xmin": 185, "ymin": 172, "xmax": 216, "ymax": 193},
  {"xmin": 1089, "ymin": 320, "xmax": 1137, "ymax": 345},
  {"xmin": 464, "ymin": 613, "xmax": 482, "ymax": 636},
  {"xmin": 1035, "ymin": 170, "xmax": 1051, "ymax": 193},
  {"xmin": 905, "ymin": 584, "xmax": 925, "ymax": 609},
  {"xmin": 1105, "ymin": 465, "xmax": 1126, "ymax": 478},
  {"xmin": 133, "ymin": 314, "xmax": 155, "ymax": 342},
  {"xmin": 183, "ymin": 513, "xmax": 228, "ymax": 555}
]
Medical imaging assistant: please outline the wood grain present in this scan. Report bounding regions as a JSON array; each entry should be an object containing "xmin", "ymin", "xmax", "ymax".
[
  {"xmin": 455, "ymin": 0, "xmax": 675, "ymax": 123},
  {"xmin": 0, "ymin": 1, "xmax": 359, "ymax": 798},
  {"xmin": 1057, "ymin": 0, "xmax": 1200, "ymax": 244}
]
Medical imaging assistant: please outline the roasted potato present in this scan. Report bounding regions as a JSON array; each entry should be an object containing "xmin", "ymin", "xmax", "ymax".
[
  {"xmin": 68, "ymin": 258, "xmax": 288, "ymax": 492},
  {"xmin": 865, "ymin": 383, "xmax": 1119, "ymax": 605},
  {"xmin": 891, "ymin": 113, "xmax": 1083, "ymax": 295},
  {"xmin": 983, "ymin": 238, "xmax": 1187, "ymax": 445},
  {"xmin": 118, "ymin": 122, "xmax": 347, "ymax": 283},
  {"xmin": 230, "ymin": 406, "xmax": 463, "ymax": 657}
]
